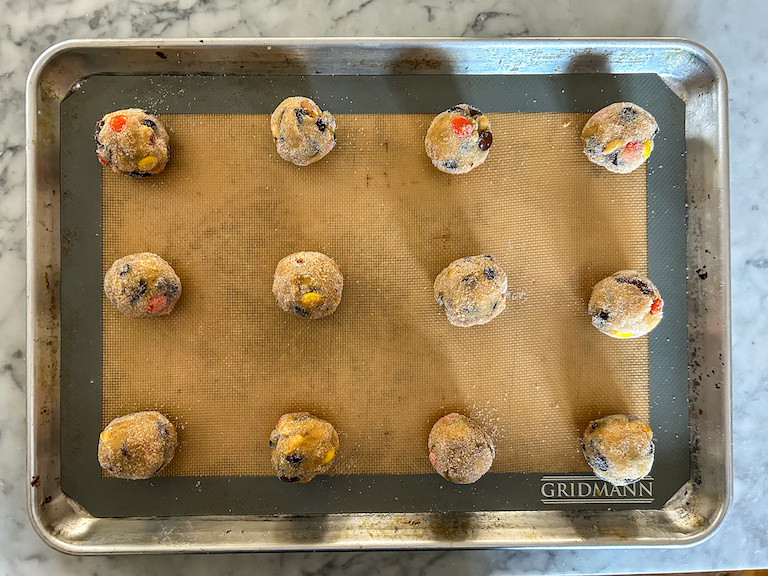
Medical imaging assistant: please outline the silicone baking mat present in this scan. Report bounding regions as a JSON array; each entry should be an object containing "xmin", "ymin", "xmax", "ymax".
[{"xmin": 60, "ymin": 74, "xmax": 687, "ymax": 516}]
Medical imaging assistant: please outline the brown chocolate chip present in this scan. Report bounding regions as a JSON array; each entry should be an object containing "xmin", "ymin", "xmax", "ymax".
[
  {"xmin": 94, "ymin": 120, "xmax": 105, "ymax": 143},
  {"xmin": 279, "ymin": 476, "xmax": 301, "ymax": 483},
  {"xmin": 461, "ymin": 274, "xmax": 478, "ymax": 289},
  {"xmin": 615, "ymin": 275, "xmax": 653, "ymax": 295},
  {"xmin": 619, "ymin": 107, "xmax": 638, "ymax": 123},
  {"xmin": 483, "ymin": 267, "xmax": 496, "ymax": 280},
  {"xmin": 157, "ymin": 278, "xmax": 180, "ymax": 299},
  {"xmin": 597, "ymin": 309, "xmax": 610, "ymax": 321},
  {"xmin": 291, "ymin": 305, "xmax": 310, "ymax": 318},
  {"xmin": 285, "ymin": 453, "xmax": 304, "ymax": 466},
  {"xmin": 591, "ymin": 455, "xmax": 610, "ymax": 472},
  {"xmin": 467, "ymin": 106, "xmax": 483, "ymax": 117},
  {"xmin": 477, "ymin": 130, "xmax": 493, "ymax": 151}
]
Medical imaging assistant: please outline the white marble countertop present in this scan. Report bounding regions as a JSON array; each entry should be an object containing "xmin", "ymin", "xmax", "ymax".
[{"xmin": 2, "ymin": 0, "xmax": 766, "ymax": 573}]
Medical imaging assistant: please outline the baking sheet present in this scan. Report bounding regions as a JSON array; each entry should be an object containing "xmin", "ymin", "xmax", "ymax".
[{"xmin": 59, "ymin": 73, "xmax": 688, "ymax": 516}]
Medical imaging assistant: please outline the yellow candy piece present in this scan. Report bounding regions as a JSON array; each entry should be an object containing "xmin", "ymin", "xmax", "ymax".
[
  {"xmin": 643, "ymin": 140, "xmax": 652, "ymax": 158},
  {"xmin": 138, "ymin": 156, "xmax": 157, "ymax": 170},
  {"xmin": 281, "ymin": 435, "xmax": 305, "ymax": 453},
  {"xmin": 301, "ymin": 292, "xmax": 323, "ymax": 309},
  {"xmin": 323, "ymin": 448, "xmax": 336, "ymax": 464},
  {"xmin": 602, "ymin": 139, "xmax": 625, "ymax": 154},
  {"xmin": 612, "ymin": 331, "xmax": 634, "ymax": 338},
  {"xmin": 140, "ymin": 125, "xmax": 154, "ymax": 141}
]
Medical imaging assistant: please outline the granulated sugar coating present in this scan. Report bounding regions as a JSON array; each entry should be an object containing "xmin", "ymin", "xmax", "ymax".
[
  {"xmin": 581, "ymin": 413, "xmax": 654, "ymax": 486},
  {"xmin": 98, "ymin": 411, "xmax": 178, "ymax": 480},
  {"xmin": 433, "ymin": 255, "xmax": 507, "ymax": 327},
  {"xmin": 103, "ymin": 252, "xmax": 181, "ymax": 319},
  {"xmin": 581, "ymin": 102, "xmax": 658, "ymax": 174},
  {"xmin": 428, "ymin": 413, "xmax": 495, "ymax": 484},
  {"xmin": 95, "ymin": 108, "xmax": 170, "ymax": 177},
  {"xmin": 269, "ymin": 412, "xmax": 339, "ymax": 483},
  {"xmin": 425, "ymin": 104, "xmax": 492, "ymax": 174},
  {"xmin": 272, "ymin": 251, "xmax": 343, "ymax": 319},
  {"xmin": 588, "ymin": 270, "xmax": 663, "ymax": 339},
  {"xmin": 270, "ymin": 97, "xmax": 337, "ymax": 166}
]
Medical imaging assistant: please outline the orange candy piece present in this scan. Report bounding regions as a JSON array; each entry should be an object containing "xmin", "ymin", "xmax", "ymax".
[
  {"xmin": 109, "ymin": 115, "xmax": 127, "ymax": 132},
  {"xmin": 451, "ymin": 117, "xmax": 472, "ymax": 137},
  {"xmin": 650, "ymin": 298, "xmax": 663, "ymax": 315},
  {"xmin": 97, "ymin": 152, "xmax": 109, "ymax": 166}
]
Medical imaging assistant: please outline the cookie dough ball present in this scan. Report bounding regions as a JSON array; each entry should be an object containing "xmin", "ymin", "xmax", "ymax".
[
  {"xmin": 273, "ymin": 251, "xmax": 343, "ymax": 319},
  {"xmin": 95, "ymin": 109, "xmax": 170, "ymax": 177},
  {"xmin": 428, "ymin": 413, "xmax": 495, "ymax": 484},
  {"xmin": 434, "ymin": 255, "xmax": 507, "ymax": 327},
  {"xmin": 581, "ymin": 102, "xmax": 658, "ymax": 174},
  {"xmin": 581, "ymin": 414, "xmax": 654, "ymax": 486},
  {"xmin": 588, "ymin": 270, "xmax": 663, "ymax": 338},
  {"xmin": 425, "ymin": 104, "xmax": 493, "ymax": 174},
  {"xmin": 98, "ymin": 411, "xmax": 178, "ymax": 480},
  {"xmin": 270, "ymin": 96, "xmax": 337, "ymax": 166},
  {"xmin": 269, "ymin": 412, "xmax": 339, "ymax": 483},
  {"xmin": 104, "ymin": 252, "xmax": 182, "ymax": 319}
]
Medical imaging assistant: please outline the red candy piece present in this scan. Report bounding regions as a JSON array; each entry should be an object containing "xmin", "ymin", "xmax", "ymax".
[
  {"xmin": 622, "ymin": 140, "xmax": 643, "ymax": 162},
  {"xmin": 97, "ymin": 152, "xmax": 109, "ymax": 166},
  {"xmin": 109, "ymin": 115, "xmax": 127, "ymax": 132},
  {"xmin": 429, "ymin": 450, "xmax": 438, "ymax": 468},
  {"xmin": 451, "ymin": 117, "xmax": 472, "ymax": 137},
  {"xmin": 650, "ymin": 298, "xmax": 663, "ymax": 315},
  {"xmin": 147, "ymin": 295, "xmax": 167, "ymax": 313}
]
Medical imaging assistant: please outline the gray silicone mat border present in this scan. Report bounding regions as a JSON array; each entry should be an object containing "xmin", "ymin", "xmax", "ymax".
[{"xmin": 60, "ymin": 73, "xmax": 687, "ymax": 517}]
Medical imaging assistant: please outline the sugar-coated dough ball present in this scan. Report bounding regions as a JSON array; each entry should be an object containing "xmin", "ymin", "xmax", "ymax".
[
  {"xmin": 588, "ymin": 270, "xmax": 663, "ymax": 338},
  {"xmin": 95, "ymin": 109, "xmax": 170, "ymax": 177},
  {"xmin": 98, "ymin": 411, "xmax": 178, "ymax": 480},
  {"xmin": 581, "ymin": 102, "xmax": 658, "ymax": 174},
  {"xmin": 425, "ymin": 104, "xmax": 493, "ymax": 174},
  {"xmin": 273, "ymin": 251, "xmax": 343, "ymax": 319},
  {"xmin": 269, "ymin": 412, "xmax": 339, "ymax": 483},
  {"xmin": 104, "ymin": 252, "xmax": 182, "ymax": 319},
  {"xmin": 581, "ymin": 413, "xmax": 654, "ymax": 486},
  {"xmin": 428, "ymin": 413, "xmax": 495, "ymax": 484},
  {"xmin": 270, "ymin": 96, "xmax": 337, "ymax": 166},
  {"xmin": 434, "ymin": 255, "xmax": 507, "ymax": 327}
]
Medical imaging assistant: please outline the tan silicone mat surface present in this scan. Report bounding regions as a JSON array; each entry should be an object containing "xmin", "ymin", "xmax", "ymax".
[{"xmin": 102, "ymin": 112, "xmax": 649, "ymax": 477}]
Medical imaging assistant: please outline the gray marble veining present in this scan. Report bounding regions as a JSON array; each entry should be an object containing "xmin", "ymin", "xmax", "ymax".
[{"xmin": 3, "ymin": 0, "xmax": 767, "ymax": 573}]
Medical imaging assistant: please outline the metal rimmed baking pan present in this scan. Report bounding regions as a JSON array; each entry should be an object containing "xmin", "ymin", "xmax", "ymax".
[{"xmin": 26, "ymin": 38, "xmax": 730, "ymax": 552}]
